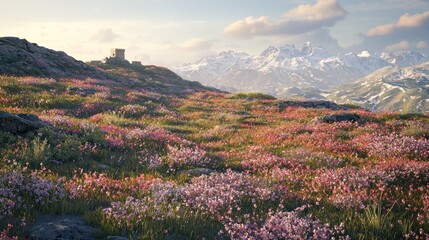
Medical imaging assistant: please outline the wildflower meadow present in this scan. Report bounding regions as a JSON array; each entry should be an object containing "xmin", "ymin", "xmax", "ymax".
[{"xmin": 0, "ymin": 75, "xmax": 428, "ymax": 239}]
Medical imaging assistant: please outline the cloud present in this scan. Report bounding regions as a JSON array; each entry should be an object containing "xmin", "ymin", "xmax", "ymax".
[
  {"xmin": 90, "ymin": 28, "xmax": 120, "ymax": 43},
  {"xmin": 367, "ymin": 11, "xmax": 429, "ymax": 37},
  {"xmin": 224, "ymin": 0, "xmax": 346, "ymax": 39},
  {"xmin": 385, "ymin": 41, "xmax": 411, "ymax": 51},
  {"xmin": 176, "ymin": 39, "xmax": 215, "ymax": 51},
  {"xmin": 417, "ymin": 41, "xmax": 427, "ymax": 49},
  {"xmin": 285, "ymin": 0, "xmax": 347, "ymax": 21}
]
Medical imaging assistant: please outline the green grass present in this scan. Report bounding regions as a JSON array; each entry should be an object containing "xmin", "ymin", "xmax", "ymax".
[{"xmin": 227, "ymin": 92, "xmax": 277, "ymax": 100}]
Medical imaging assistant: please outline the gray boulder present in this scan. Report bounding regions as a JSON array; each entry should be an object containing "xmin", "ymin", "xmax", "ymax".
[
  {"xmin": 105, "ymin": 237, "xmax": 128, "ymax": 240},
  {"xmin": 180, "ymin": 168, "xmax": 214, "ymax": 177},
  {"xmin": 278, "ymin": 100, "xmax": 350, "ymax": 111},
  {"xmin": 0, "ymin": 112, "xmax": 48, "ymax": 134},
  {"xmin": 314, "ymin": 113, "xmax": 362, "ymax": 123},
  {"xmin": 28, "ymin": 216, "xmax": 95, "ymax": 240}
]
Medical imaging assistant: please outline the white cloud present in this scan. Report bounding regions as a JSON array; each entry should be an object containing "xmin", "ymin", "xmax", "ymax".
[
  {"xmin": 285, "ymin": 0, "xmax": 347, "ymax": 21},
  {"xmin": 176, "ymin": 39, "xmax": 215, "ymax": 51},
  {"xmin": 385, "ymin": 40, "xmax": 411, "ymax": 51},
  {"xmin": 367, "ymin": 11, "xmax": 429, "ymax": 37},
  {"xmin": 417, "ymin": 41, "xmax": 427, "ymax": 49},
  {"xmin": 224, "ymin": 0, "xmax": 346, "ymax": 39},
  {"xmin": 90, "ymin": 28, "xmax": 120, "ymax": 43}
]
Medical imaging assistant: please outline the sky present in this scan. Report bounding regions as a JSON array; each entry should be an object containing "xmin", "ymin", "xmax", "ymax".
[{"xmin": 1, "ymin": 0, "xmax": 428, "ymax": 67}]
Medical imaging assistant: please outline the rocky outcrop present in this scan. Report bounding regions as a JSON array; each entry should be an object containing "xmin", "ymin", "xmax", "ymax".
[
  {"xmin": 0, "ymin": 37, "xmax": 109, "ymax": 79},
  {"xmin": 180, "ymin": 168, "xmax": 214, "ymax": 177},
  {"xmin": 105, "ymin": 236, "xmax": 129, "ymax": 240},
  {"xmin": 0, "ymin": 112, "xmax": 49, "ymax": 134},
  {"xmin": 278, "ymin": 100, "xmax": 350, "ymax": 111},
  {"xmin": 314, "ymin": 113, "xmax": 362, "ymax": 123},
  {"xmin": 27, "ymin": 216, "xmax": 95, "ymax": 240}
]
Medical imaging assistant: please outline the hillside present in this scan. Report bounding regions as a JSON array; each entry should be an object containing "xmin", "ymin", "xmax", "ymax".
[
  {"xmin": 0, "ymin": 37, "xmax": 108, "ymax": 79},
  {"xmin": 174, "ymin": 43, "xmax": 428, "ymax": 98},
  {"xmin": 328, "ymin": 62, "xmax": 429, "ymax": 113},
  {"xmin": 0, "ymin": 37, "xmax": 213, "ymax": 96},
  {"xmin": 1, "ymin": 39, "xmax": 429, "ymax": 239}
]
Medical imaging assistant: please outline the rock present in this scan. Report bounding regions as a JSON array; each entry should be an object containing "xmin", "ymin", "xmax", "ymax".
[
  {"xmin": 278, "ymin": 100, "xmax": 349, "ymax": 111},
  {"xmin": 105, "ymin": 236, "xmax": 128, "ymax": 240},
  {"xmin": 314, "ymin": 113, "xmax": 362, "ymax": 123},
  {"xmin": 27, "ymin": 216, "xmax": 95, "ymax": 240},
  {"xmin": 180, "ymin": 168, "xmax": 214, "ymax": 177},
  {"xmin": 0, "ymin": 37, "xmax": 110, "ymax": 79},
  {"xmin": 69, "ymin": 87, "xmax": 97, "ymax": 96},
  {"xmin": 0, "ymin": 112, "xmax": 48, "ymax": 134},
  {"xmin": 98, "ymin": 164, "xmax": 110, "ymax": 170}
]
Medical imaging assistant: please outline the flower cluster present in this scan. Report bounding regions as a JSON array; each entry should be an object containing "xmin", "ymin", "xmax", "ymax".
[
  {"xmin": 65, "ymin": 171, "xmax": 157, "ymax": 201},
  {"xmin": 181, "ymin": 170, "xmax": 277, "ymax": 217},
  {"xmin": 241, "ymin": 146, "xmax": 343, "ymax": 172},
  {"xmin": 166, "ymin": 145, "xmax": 212, "ymax": 171},
  {"xmin": 223, "ymin": 207, "xmax": 349, "ymax": 240},
  {"xmin": 102, "ymin": 181, "xmax": 181, "ymax": 228},
  {"xmin": 365, "ymin": 133, "xmax": 429, "ymax": 160},
  {"xmin": 119, "ymin": 104, "xmax": 148, "ymax": 118},
  {"xmin": 0, "ymin": 224, "xmax": 17, "ymax": 240},
  {"xmin": 0, "ymin": 170, "xmax": 64, "ymax": 218}
]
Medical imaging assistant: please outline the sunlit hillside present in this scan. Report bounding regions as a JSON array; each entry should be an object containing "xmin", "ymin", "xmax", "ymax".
[{"xmin": 1, "ymin": 68, "xmax": 429, "ymax": 239}]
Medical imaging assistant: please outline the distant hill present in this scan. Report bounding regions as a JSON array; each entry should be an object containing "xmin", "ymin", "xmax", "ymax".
[
  {"xmin": 0, "ymin": 37, "xmax": 215, "ymax": 96},
  {"xmin": 328, "ymin": 62, "xmax": 429, "ymax": 113}
]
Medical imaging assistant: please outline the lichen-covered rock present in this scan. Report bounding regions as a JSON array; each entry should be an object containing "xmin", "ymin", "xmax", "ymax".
[
  {"xmin": 278, "ymin": 100, "xmax": 350, "ymax": 111},
  {"xmin": 180, "ymin": 168, "xmax": 214, "ymax": 177},
  {"xmin": 314, "ymin": 113, "xmax": 362, "ymax": 123},
  {"xmin": 0, "ymin": 112, "xmax": 48, "ymax": 134},
  {"xmin": 105, "ymin": 236, "xmax": 129, "ymax": 240},
  {"xmin": 27, "ymin": 216, "xmax": 95, "ymax": 240}
]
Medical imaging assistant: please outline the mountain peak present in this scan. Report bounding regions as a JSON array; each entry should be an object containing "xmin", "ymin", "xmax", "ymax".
[
  {"xmin": 300, "ymin": 42, "xmax": 313, "ymax": 55},
  {"xmin": 218, "ymin": 50, "xmax": 236, "ymax": 57},
  {"xmin": 260, "ymin": 46, "xmax": 280, "ymax": 57},
  {"xmin": 358, "ymin": 50, "xmax": 372, "ymax": 58}
]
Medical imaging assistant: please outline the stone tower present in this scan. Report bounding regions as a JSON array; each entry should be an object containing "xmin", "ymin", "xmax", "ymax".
[{"xmin": 110, "ymin": 48, "xmax": 125, "ymax": 60}]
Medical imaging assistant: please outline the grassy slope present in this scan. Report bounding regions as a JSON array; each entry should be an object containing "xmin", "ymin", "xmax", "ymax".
[{"xmin": 1, "ymin": 73, "xmax": 429, "ymax": 239}]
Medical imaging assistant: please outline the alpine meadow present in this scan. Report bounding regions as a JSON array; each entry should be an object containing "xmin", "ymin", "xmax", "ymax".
[{"xmin": 1, "ymin": 0, "xmax": 429, "ymax": 239}]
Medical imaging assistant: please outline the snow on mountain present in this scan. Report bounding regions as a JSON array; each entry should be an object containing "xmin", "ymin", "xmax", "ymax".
[
  {"xmin": 380, "ymin": 51, "xmax": 428, "ymax": 67},
  {"xmin": 327, "ymin": 62, "xmax": 429, "ymax": 113},
  {"xmin": 173, "ymin": 43, "xmax": 429, "ymax": 98}
]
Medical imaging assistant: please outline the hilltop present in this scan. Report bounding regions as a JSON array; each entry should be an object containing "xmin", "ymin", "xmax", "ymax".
[{"xmin": 0, "ymin": 37, "xmax": 214, "ymax": 96}]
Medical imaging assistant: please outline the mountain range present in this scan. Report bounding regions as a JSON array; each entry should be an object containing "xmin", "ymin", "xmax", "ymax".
[
  {"xmin": 328, "ymin": 62, "xmax": 429, "ymax": 113},
  {"xmin": 174, "ymin": 43, "xmax": 427, "ymax": 93},
  {"xmin": 173, "ymin": 42, "xmax": 429, "ymax": 112}
]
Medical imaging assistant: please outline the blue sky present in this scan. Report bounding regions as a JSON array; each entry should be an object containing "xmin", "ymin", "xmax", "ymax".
[{"xmin": 1, "ymin": 0, "xmax": 428, "ymax": 66}]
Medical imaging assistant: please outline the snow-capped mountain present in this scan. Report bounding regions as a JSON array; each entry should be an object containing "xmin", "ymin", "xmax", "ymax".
[
  {"xmin": 328, "ymin": 62, "xmax": 429, "ymax": 113},
  {"xmin": 173, "ymin": 43, "xmax": 428, "ymax": 98}
]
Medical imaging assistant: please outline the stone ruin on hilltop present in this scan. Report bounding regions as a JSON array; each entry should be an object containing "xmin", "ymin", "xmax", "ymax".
[{"xmin": 91, "ymin": 48, "xmax": 142, "ymax": 66}]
